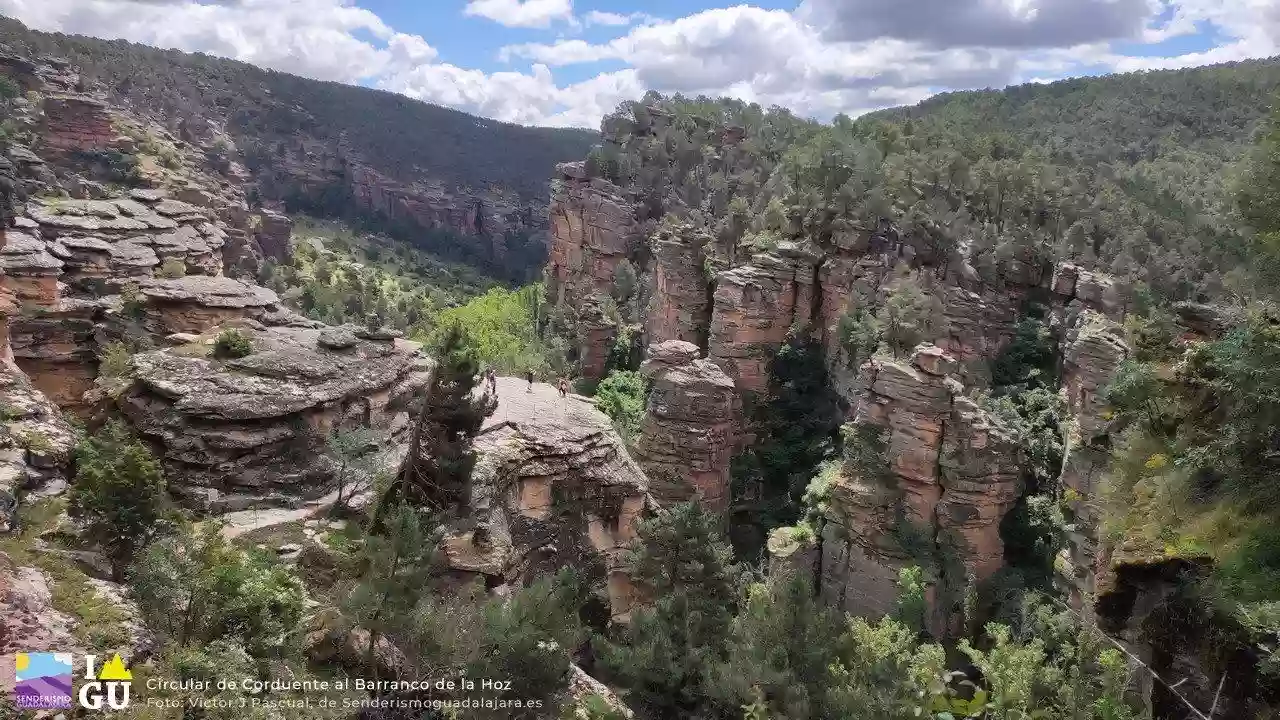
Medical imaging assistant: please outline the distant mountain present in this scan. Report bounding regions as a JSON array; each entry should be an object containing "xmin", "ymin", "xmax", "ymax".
[{"xmin": 0, "ymin": 15, "xmax": 597, "ymax": 281}]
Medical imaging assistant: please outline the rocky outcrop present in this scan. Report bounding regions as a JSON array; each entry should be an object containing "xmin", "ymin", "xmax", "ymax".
[
  {"xmin": 1056, "ymin": 311, "xmax": 1130, "ymax": 614},
  {"xmin": 708, "ymin": 245, "xmax": 821, "ymax": 394},
  {"xmin": 547, "ymin": 162, "xmax": 638, "ymax": 308},
  {"xmin": 253, "ymin": 209, "xmax": 293, "ymax": 263},
  {"xmin": 112, "ymin": 324, "xmax": 430, "ymax": 512},
  {"xmin": 445, "ymin": 376, "xmax": 651, "ymax": 621},
  {"xmin": 817, "ymin": 345, "xmax": 1021, "ymax": 638},
  {"xmin": 648, "ymin": 225, "xmax": 711, "ymax": 346},
  {"xmin": 546, "ymin": 162, "xmax": 641, "ymax": 381},
  {"xmin": 633, "ymin": 341, "xmax": 740, "ymax": 515},
  {"xmin": 134, "ymin": 275, "xmax": 278, "ymax": 335},
  {"xmin": 39, "ymin": 94, "xmax": 122, "ymax": 159},
  {"xmin": 0, "ymin": 367, "xmax": 76, "ymax": 523}
]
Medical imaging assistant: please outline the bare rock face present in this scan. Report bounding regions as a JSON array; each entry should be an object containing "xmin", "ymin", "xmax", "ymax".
[
  {"xmin": 112, "ymin": 325, "xmax": 430, "ymax": 512},
  {"xmin": 546, "ymin": 162, "xmax": 639, "ymax": 381},
  {"xmin": 39, "ymin": 94, "xmax": 122, "ymax": 159},
  {"xmin": 0, "ymin": 367, "xmax": 76, "ymax": 521},
  {"xmin": 134, "ymin": 275, "xmax": 279, "ymax": 335},
  {"xmin": 648, "ymin": 225, "xmax": 712, "ymax": 346},
  {"xmin": 634, "ymin": 341, "xmax": 741, "ymax": 515},
  {"xmin": 253, "ymin": 209, "xmax": 294, "ymax": 263},
  {"xmin": 709, "ymin": 245, "xmax": 821, "ymax": 395},
  {"xmin": 445, "ymin": 376, "xmax": 652, "ymax": 622},
  {"xmin": 818, "ymin": 345, "xmax": 1021, "ymax": 638},
  {"xmin": 547, "ymin": 162, "xmax": 637, "ymax": 308},
  {"xmin": 0, "ymin": 552, "xmax": 79, "ymax": 663},
  {"xmin": 1056, "ymin": 311, "xmax": 1130, "ymax": 614}
]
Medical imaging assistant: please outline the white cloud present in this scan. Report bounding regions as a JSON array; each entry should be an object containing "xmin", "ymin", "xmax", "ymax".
[
  {"xmin": 463, "ymin": 0, "xmax": 573, "ymax": 29},
  {"xmin": 0, "ymin": 0, "xmax": 1274, "ymax": 129}
]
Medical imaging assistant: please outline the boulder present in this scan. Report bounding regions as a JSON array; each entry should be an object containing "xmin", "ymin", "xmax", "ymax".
[
  {"xmin": 453, "ymin": 376, "xmax": 653, "ymax": 621},
  {"xmin": 112, "ymin": 325, "xmax": 430, "ymax": 511}
]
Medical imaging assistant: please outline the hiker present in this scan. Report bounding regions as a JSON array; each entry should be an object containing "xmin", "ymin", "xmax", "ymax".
[
  {"xmin": 485, "ymin": 368, "xmax": 497, "ymax": 395},
  {"xmin": 558, "ymin": 377, "xmax": 568, "ymax": 398},
  {"xmin": 526, "ymin": 370, "xmax": 535, "ymax": 392}
]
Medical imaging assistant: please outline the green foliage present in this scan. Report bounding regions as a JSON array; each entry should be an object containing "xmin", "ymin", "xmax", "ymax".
[
  {"xmin": 879, "ymin": 284, "xmax": 947, "ymax": 358},
  {"xmin": 427, "ymin": 284, "xmax": 564, "ymax": 376},
  {"xmin": 730, "ymin": 335, "xmax": 843, "ymax": 559},
  {"xmin": 991, "ymin": 317, "xmax": 1057, "ymax": 390},
  {"xmin": 156, "ymin": 257, "xmax": 186, "ymax": 278},
  {"xmin": 835, "ymin": 307, "xmax": 882, "ymax": 368},
  {"xmin": 68, "ymin": 421, "xmax": 167, "ymax": 581},
  {"xmin": 705, "ymin": 571, "xmax": 846, "ymax": 719},
  {"xmin": 325, "ymin": 425, "xmax": 380, "ymax": 511},
  {"xmin": 596, "ymin": 503, "xmax": 741, "ymax": 719},
  {"xmin": 99, "ymin": 340, "xmax": 132, "ymax": 378},
  {"xmin": 394, "ymin": 323, "xmax": 493, "ymax": 512},
  {"xmin": 132, "ymin": 523, "xmax": 305, "ymax": 654},
  {"xmin": 342, "ymin": 502, "xmax": 440, "ymax": 681},
  {"xmin": 119, "ymin": 281, "xmax": 145, "ymax": 318},
  {"xmin": 840, "ymin": 421, "xmax": 891, "ymax": 486},
  {"xmin": 213, "ymin": 327, "xmax": 253, "ymax": 358},
  {"xmin": 893, "ymin": 565, "xmax": 928, "ymax": 633},
  {"xmin": 594, "ymin": 370, "xmax": 646, "ymax": 444}
]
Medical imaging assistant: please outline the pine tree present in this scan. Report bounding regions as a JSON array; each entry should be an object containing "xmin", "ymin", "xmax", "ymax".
[
  {"xmin": 68, "ymin": 421, "xmax": 168, "ymax": 581},
  {"xmin": 392, "ymin": 323, "xmax": 495, "ymax": 514},
  {"xmin": 595, "ymin": 503, "xmax": 740, "ymax": 719}
]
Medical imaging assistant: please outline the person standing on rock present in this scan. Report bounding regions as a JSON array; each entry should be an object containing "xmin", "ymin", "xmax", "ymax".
[
  {"xmin": 485, "ymin": 368, "xmax": 497, "ymax": 396},
  {"xmin": 526, "ymin": 370, "xmax": 535, "ymax": 392},
  {"xmin": 558, "ymin": 377, "xmax": 568, "ymax": 398}
]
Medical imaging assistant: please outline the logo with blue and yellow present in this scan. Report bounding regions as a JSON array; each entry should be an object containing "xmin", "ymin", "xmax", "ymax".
[
  {"xmin": 11, "ymin": 651, "xmax": 133, "ymax": 711},
  {"xmin": 14, "ymin": 652, "xmax": 74, "ymax": 709}
]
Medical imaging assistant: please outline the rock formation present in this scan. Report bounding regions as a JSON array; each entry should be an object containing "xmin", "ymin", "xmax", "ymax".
[
  {"xmin": 39, "ymin": 94, "xmax": 122, "ymax": 160},
  {"xmin": 648, "ymin": 225, "xmax": 712, "ymax": 346},
  {"xmin": 818, "ymin": 345, "xmax": 1021, "ymax": 637},
  {"xmin": 633, "ymin": 341, "xmax": 741, "ymax": 515},
  {"xmin": 443, "ymin": 376, "xmax": 652, "ymax": 621},
  {"xmin": 707, "ymin": 245, "xmax": 821, "ymax": 394},
  {"xmin": 546, "ymin": 162, "xmax": 640, "ymax": 381},
  {"xmin": 112, "ymin": 324, "xmax": 430, "ymax": 512},
  {"xmin": 253, "ymin": 208, "xmax": 294, "ymax": 263},
  {"xmin": 1055, "ymin": 310, "xmax": 1130, "ymax": 615}
]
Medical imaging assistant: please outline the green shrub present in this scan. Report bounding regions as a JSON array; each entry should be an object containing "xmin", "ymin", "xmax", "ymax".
[
  {"xmin": 156, "ymin": 257, "xmax": 187, "ymax": 278},
  {"xmin": 594, "ymin": 370, "xmax": 645, "ymax": 444},
  {"xmin": 99, "ymin": 340, "xmax": 133, "ymax": 378},
  {"xmin": 68, "ymin": 421, "xmax": 167, "ymax": 581},
  {"xmin": 213, "ymin": 328, "xmax": 253, "ymax": 358}
]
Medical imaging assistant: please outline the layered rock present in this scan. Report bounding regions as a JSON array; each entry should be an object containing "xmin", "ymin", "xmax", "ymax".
[
  {"xmin": 1056, "ymin": 311, "xmax": 1130, "ymax": 614},
  {"xmin": 134, "ymin": 275, "xmax": 279, "ymax": 335},
  {"xmin": 546, "ymin": 162, "xmax": 641, "ymax": 380},
  {"xmin": 443, "ymin": 376, "xmax": 652, "ymax": 621},
  {"xmin": 708, "ymin": 245, "xmax": 821, "ymax": 394},
  {"xmin": 817, "ymin": 345, "xmax": 1021, "ymax": 637},
  {"xmin": 0, "ymin": 366, "xmax": 76, "ymax": 520},
  {"xmin": 40, "ymin": 94, "xmax": 122, "ymax": 159},
  {"xmin": 648, "ymin": 225, "xmax": 711, "ymax": 346},
  {"xmin": 254, "ymin": 208, "xmax": 294, "ymax": 263},
  {"xmin": 112, "ymin": 324, "xmax": 430, "ymax": 512},
  {"xmin": 633, "ymin": 341, "xmax": 740, "ymax": 515}
]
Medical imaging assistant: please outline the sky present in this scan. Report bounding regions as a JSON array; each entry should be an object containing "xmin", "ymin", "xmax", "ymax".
[{"xmin": 0, "ymin": 0, "xmax": 1275, "ymax": 129}]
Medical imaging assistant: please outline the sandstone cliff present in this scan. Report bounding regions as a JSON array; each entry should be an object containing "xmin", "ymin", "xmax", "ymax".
[
  {"xmin": 818, "ymin": 345, "xmax": 1021, "ymax": 636},
  {"xmin": 634, "ymin": 341, "xmax": 741, "ymax": 515}
]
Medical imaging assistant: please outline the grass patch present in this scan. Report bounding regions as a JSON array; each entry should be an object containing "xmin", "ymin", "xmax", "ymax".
[{"xmin": 0, "ymin": 498, "xmax": 131, "ymax": 652}]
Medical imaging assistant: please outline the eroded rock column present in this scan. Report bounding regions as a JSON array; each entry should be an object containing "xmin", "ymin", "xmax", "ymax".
[{"xmin": 633, "ymin": 340, "xmax": 741, "ymax": 515}]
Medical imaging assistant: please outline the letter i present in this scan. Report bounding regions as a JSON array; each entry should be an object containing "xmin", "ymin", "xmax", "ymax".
[{"xmin": 84, "ymin": 655, "xmax": 98, "ymax": 680}]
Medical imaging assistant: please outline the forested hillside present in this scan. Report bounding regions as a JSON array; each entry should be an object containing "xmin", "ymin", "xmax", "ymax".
[
  {"xmin": 585, "ymin": 56, "xmax": 1280, "ymax": 304},
  {"xmin": 0, "ymin": 16, "xmax": 594, "ymax": 202}
]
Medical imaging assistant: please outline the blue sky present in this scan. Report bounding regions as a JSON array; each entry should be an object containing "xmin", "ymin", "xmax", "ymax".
[{"xmin": 0, "ymin": 0, "xmax": 1274, "ymax": 127}]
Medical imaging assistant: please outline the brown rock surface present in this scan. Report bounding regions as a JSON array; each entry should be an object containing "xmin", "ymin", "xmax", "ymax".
[
  {"xmin": 254, "ymin": 209, "xmax": 294, "ymax": 263},
  {"xmin": 447, "ymin": 376, "xmax": 652, "ymax": 621},
  {"xmin": 708, "ymin": 246, "xmax": 821, "ymax": 394},
  {"xmin": 40, "ymin": 94, "xmax": 120, "ymax": 158},
  {"xmin": 112, "ymin": 325, "xmax": 430, "ymax": 512},
  {"xmin": 1056, "ymin": 311, "xmax": 1130, "ymax": 614},
  {"xmin": 818, "ymin": 345, "xmax": 1020, "ymax": 638},
  {"xmin": 633, "ymin": 341, "xmax": 741, "ymax": 515},
  {"xmin": 546, "ymin": 162, "xmax": 638, "ymax": 308},
  {"xmin": 648, "ymin": 225, "xmax": 712, "ymax": 346}
]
